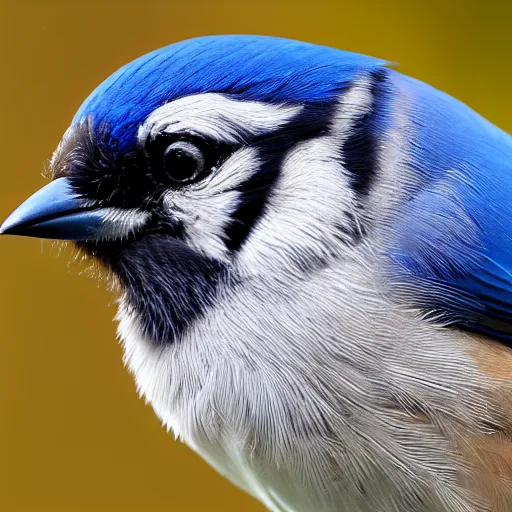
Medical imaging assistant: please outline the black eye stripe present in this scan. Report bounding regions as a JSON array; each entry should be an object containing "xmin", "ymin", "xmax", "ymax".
[
  {"xmin": 60, "ymin": 120, "xmax": 157, "ymax": 209},
  {"xmin": 341, "ymin": 71, "xmax": 386, "ymax": 197},
  {"xmin": 225, "ymin": 103, "xmax": 335, "ymax": 251}
]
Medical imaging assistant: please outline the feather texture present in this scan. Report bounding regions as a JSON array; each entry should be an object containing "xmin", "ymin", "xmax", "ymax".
[
  {"xmin": 37, "ymin": 35, "xmax": 512, "ymax": 511},
  {"xmin": 386, "ymin": 70, "xmax": 512, "ymax": 343}
]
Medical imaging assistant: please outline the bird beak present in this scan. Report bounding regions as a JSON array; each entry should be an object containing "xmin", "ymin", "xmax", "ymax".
[{"xmin": 0, "ymin": 177, "xmax": 104, "ymax": 241}]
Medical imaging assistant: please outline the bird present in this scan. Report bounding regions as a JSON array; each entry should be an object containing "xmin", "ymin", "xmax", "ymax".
[{"xmin": 2, "ymin": 34, "xmax": 512, "ymax": 512}]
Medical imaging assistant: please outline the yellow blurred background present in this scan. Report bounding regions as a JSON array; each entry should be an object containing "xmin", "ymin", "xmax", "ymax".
[{"xmin": 0, "ymin": 0, "xmax": 510, "ymax": 511}]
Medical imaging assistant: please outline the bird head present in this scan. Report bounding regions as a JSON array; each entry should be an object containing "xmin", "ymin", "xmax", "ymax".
[{"xmin": 1, "ymin": 35, "xmax": 388, "ymax": 343}]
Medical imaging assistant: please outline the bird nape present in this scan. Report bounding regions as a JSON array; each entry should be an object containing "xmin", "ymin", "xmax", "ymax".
[{"xmin": 2, "ymin": 35, "xmax": 512, "ymax": 512}]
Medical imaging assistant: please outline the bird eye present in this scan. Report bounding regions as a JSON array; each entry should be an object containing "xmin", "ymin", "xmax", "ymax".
[{"xmin": 162, "ymin": 141, "xmax": 205, "ymax": 184}]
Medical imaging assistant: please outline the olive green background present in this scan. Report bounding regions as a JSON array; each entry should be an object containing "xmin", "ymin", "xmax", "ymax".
[{"xmin": 0, "ymin": 1, "xmax": 510, "ymax": 511}]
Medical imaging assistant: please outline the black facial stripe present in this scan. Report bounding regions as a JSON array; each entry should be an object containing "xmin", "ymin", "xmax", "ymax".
[
  {"xmin": 225, "ymin": 104, "xmax": 336, "ymax": 251},
  {"xmin": 115, "ymin": 235, "xmax": 226, "ymax": 345},
  {"xmin": 77, "ymin": 208, "xmax": 185, "ymax": 268},
  {"xmin": 56, "ymin": 120, "xmax": 157, "ymax": 209},
  {"xmin": 341, "ymin": 70, "xmax": 386, "ymax": 197}
]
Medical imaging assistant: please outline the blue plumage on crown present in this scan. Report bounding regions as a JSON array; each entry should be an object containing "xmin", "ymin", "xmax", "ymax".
[{"xmin": 73, "ymin": 35, "xmax": 386, "ymax": 149}]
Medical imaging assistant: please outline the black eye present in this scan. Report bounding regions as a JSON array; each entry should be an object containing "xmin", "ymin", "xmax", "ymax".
[{"xmin": 162, "ymin": 141, "xmax": 205, "ymax": 184}]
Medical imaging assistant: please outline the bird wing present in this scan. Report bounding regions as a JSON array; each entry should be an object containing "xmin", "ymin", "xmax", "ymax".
[{"xmin": 386, "ymin": 70, "xmax": 512, "ymax": 344}]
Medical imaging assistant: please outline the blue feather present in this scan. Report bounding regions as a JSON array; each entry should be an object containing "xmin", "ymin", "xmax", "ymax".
[
  {"xmin": 387, "ymin": 71, "xmax": 512, "ymax": 340},
  {"xmin": 73, "ymin": 35, "xmax": 386, "ymax": 149}
]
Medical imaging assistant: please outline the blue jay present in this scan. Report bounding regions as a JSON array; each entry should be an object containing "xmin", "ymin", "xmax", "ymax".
[{"xmin": 2, "ymin": 35, "xmax": 512, "ymax": 511}]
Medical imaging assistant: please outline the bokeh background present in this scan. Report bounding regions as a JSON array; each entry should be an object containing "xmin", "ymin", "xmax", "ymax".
[{"xmin": 0, "ymin": 0, "xmax": 511, "ymax": 510}]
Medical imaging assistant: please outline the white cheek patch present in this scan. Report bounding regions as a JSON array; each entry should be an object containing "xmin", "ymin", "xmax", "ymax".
[
  {"xmin": 163, "ymin": 188, "xmax": 239, "ymax": 261},
  {"xmin": 238, "ymin": 136, "xmax": 360, "ymax": 274},
  {"xmin": 138, "ymin": 93, "xmax": 302, "ymax": 145},
  {"xmin": 97, "ymin": 207, "xmax": 150, "ymax": 241},
  {"xmin": 162, "ymin": 148, "xmax": 260, "ymax": 261}
]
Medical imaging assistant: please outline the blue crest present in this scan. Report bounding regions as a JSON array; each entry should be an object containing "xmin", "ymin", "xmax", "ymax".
[{"xmin": 73, "ymin": 35, "xmax": 386, "ymax": 149}]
